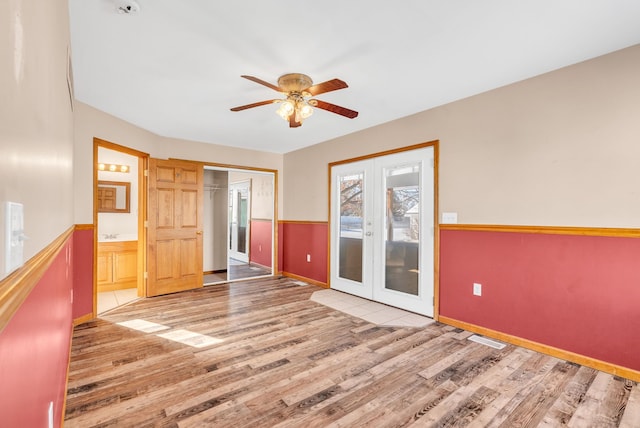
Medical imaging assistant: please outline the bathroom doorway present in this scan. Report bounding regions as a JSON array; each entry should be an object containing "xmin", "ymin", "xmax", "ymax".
[
  {"xmin": 93, "ymin": 138, "xmax": 148, "ymax": 315},
  {"xmin": 203, "ymin": 166, "xmax": 275, "ymax": 284}
]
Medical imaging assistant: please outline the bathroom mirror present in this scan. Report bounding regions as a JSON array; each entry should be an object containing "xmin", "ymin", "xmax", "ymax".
[{"xmin": 97, "ymin": 181, "xmax": 131, "ymax": 213}]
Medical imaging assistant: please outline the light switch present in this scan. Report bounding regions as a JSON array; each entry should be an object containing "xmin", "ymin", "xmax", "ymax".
[
  {"xmin": 441, "ymin": 212, "xmax": 458, "ymax": 224},
  {"xmin": 5, "ymin": 202, "xmax": 25, "ymax": 275}
]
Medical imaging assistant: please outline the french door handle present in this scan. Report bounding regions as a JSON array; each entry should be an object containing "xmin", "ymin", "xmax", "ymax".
[{"xmin": 365, "ymin": 231, "xmax": 372, "ymax": 236}]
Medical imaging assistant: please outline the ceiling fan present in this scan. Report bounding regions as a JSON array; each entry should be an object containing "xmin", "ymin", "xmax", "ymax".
[{"xmin": 230, "ymin": 73, "xmax": 358, "ymax": 128}]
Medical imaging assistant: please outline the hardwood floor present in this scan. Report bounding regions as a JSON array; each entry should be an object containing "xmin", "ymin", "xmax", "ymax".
[{"xmin": 65, "ymin": 277, "xmax": 639, "ymax": 427}]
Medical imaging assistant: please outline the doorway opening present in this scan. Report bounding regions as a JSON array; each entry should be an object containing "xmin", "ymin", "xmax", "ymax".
[
  {"xmin": 203, "ymin": 166, "xmax": 276, "ymax": 284},
  {"xmin": 93, "ymin": 139, "xmax": 148, "ymax": 315}
]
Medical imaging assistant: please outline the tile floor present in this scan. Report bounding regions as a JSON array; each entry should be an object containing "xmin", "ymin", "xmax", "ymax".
[
  {"xmin": 310, "ymin": 288, "xmax": 434, "ymax": 327},
  {"xmin": 97, "ymin": 288, "xmax": 139, "ymax": 314}
]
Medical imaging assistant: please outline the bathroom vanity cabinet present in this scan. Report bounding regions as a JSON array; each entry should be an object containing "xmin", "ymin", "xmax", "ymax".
[{"xmin": 97, "ymin": 241, "xmax": 138, "ymax": 291}]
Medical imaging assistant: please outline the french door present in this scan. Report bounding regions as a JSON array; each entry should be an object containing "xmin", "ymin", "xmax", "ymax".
[{"xmin": 330, "ymin": 147, "xmax": 435, "ymax": 316}]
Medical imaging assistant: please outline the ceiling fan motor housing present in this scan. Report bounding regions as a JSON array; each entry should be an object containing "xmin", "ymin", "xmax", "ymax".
[{"xmin": 277, "ymin": 73, "xmax": 313, "ymax": 93}]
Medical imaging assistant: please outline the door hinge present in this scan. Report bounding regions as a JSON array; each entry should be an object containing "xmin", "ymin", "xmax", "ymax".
[
  {"xmin": 144, "ymin": 272, "xmax": 148, "ymax": 279},
  {"xmin": 144, "ymin": 169, "xmax": 149, "ymax": 177},
  {"xmin": 144, "ymin": 220, "xmax": 148, "ymax": 228}
]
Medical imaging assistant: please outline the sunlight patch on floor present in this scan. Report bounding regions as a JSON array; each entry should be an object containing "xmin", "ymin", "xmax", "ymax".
[
  {"xmin": 116, "ymin": 319, "xmax": 223, "ymax": 348},
  {"xmin": 157, "ymin": 329, "xmax": 224, "ymax": 348},
  {"xmin": 116, "ymin": 319, "xmax": 170, "ymax": 333}
]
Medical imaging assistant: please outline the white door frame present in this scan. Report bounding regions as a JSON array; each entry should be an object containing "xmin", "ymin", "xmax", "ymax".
[
  {"xmin": 329, "ymin": 144, "xmax": 437, "ymax": 317},
  {"xmin": 228, "ymin": 180, "xmax": 251, "ymax": 263}
]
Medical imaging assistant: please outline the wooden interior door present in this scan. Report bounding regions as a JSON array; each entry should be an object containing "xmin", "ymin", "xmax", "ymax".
[{"xmin": 147, "ymin": 158, "xmax": 203, "ymax": 297}]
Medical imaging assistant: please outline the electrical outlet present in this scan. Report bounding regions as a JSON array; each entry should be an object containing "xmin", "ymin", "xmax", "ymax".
[
  {"xmin": 473, "ymin": 283, "xmax": 482, "ymax": 296},
  {"xmin": 306, "ymin": 254, "xmax": 311, "ymax": 263}
]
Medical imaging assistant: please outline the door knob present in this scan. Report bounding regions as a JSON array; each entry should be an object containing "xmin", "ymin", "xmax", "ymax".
[
  {"xmin": 366, "ymin": 231, "xmax": 372, "ymax": 236},
  {"xmin": 196, "ymin": 231, "xmax": 203, "ymax": 235}
]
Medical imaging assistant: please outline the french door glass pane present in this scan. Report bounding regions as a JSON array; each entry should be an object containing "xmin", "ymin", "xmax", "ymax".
[
  {"xmin": 339, "ymin": 173, "xmax": 364, "ymax": 282},
  {"xmin": 384, "ymin": 165, "xmax": 420, "ymax": 295}
]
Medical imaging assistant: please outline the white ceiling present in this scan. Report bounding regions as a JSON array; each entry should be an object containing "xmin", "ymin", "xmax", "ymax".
[{"xmin": 68, "ymin": 1, "xmax": 640, "ymax": 154}]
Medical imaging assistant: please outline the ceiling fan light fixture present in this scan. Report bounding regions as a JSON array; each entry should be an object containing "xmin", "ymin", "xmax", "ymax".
[
  {"xmin": 283, "ymin": 99, "xmax": 313, "ymax": 124},
  {"xmin": 282, "ymin": 100, "xmax": 295, "ymax": 114},
  {"xmin": 276, "ymin": 100, "xmax": 295, "ymax": 120},
  {"xmin": 299, "ymin": 103, "xmax": 313, "ymax": 119}
]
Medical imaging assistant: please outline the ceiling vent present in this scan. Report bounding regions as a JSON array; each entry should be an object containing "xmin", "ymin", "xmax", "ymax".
[{"xmin": 115, "ymin": 0, "xmax": 140, "ymax": 14}]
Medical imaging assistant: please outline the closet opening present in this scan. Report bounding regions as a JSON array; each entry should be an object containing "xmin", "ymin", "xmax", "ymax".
[{"xmin": 203, "ymin": 166, "xmax": 276, "ymax": 284}]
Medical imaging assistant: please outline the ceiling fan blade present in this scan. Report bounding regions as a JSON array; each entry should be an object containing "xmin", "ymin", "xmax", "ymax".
[
  {"xmin": 311, "ymin": 99, "xmax": 359, "ymax": 119},
  {"xmin": 230, "ymin": 100, "xmax": 278, "ymax": 112},
  {"xmin": 289, "ymin": 114, "xmax": 302, "ymax": 128},
  {"xmin": 240, "ymin": 75, "xmax": 283, "ymax": 92},
  {"xmin": 305, "ymin": 79, "xmax": 348, "ymax": 96}
]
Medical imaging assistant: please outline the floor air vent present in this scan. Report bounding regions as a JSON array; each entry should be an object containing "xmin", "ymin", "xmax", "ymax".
[{"xmin": 467, "ymin": 334, "xmax": 506, "ymax": 349}]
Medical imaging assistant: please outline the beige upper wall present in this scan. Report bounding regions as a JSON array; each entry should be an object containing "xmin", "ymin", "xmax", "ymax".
[
  {"xmin": 74, "ymin": 45, "xmax": 640, "ymax": 227},
  {"xmin": 229, "ymin": 171, "xmax": 274, "ymax": 220},
  {"xmin": 73, "ymin": 102, "xmax": 283, "ymax": 224},
  {"xmin": 73, "ymin": 102, "xmax": 156, "ymax": 224},
  {"xmin": 283, "ymin": 44, "xmax": 640, "ymax": 227},
  {"xmin": 0, "ymin": 0, "xmax": 74, "ymax": 278},
  {"xmin": 156, "ymin": 135, "xmax": 283, "ymax": 220}
]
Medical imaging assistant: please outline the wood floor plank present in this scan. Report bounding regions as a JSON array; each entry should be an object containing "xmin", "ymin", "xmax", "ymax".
[
  {"xmin": 409, "ymin": 348, "xmax": 520, "ymax": 426},
  {"xmin": 568, "ymin": 370, "xmax": 619, "ymax": 427},
  {"xmin": 397, "ymin": 347, "xmax": 529, "ymax": 427},
  {"xmin": 620, "ymin": 378, "xmax": 640, "ymax": 428},
  {"xmin": 470, "ymin": 353, "xmax": 561, "ymax": 427},
  {"xmin": 379, "ymin": 346, "xmax": 521, "ymax": 426},
  {"xmin": 302, "ymin": 340, "xmax": 467, "ymax": 426},
  {"xmin": 533, "ymin": 364, "xmax": 597, "ymax": 427},
  {"xmin": 64, "ymin": 277, "xmax": 639, "ymax": 427},
  {"xmin": 496, "ymin": 360, "xmax": 580, "ymax": 427}
]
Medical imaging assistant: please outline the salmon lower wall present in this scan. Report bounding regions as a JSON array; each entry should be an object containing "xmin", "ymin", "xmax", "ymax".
[
  {"xmin": 0, "ymin": 236, "xmax": 75, "ymax": 427},
  {"xmin": 439, "ymin": 228, "xmax": 640, "ymax": 371},
  {"xmin": 250, "ymin": 219, "xmax": 273, "ymax": 268},
  {"xmin": 280, "ymin": 222, "xmax": 328, "ymax": 284}
]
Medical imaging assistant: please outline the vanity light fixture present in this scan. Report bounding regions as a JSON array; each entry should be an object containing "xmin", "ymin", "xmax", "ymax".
[{"xmin": 98, "ymin": 163, "xmax": 130, "ymax": 173}]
